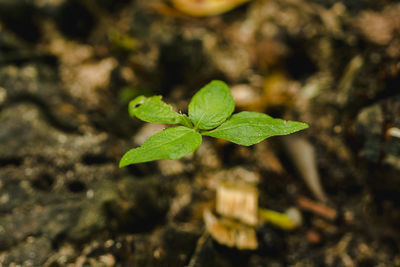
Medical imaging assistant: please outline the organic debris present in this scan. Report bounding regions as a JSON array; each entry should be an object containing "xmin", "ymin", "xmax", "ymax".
[
  {"xmin": 297, "ymin": 197, "xmax": 338, "ymax": 221},
  {"xmin": 204, "ymin": 208, "xmax": 258, "ymax": 250},
  {"xmin": 216, "ymin": 181, "xmax": 259, "ymax": 226},
  {"xmin": 171, "ymin": 0, "xmax": 252, "ymax": 17},
  {"xmin": 259, "ymin": 207, "xmax": 302, "ymax": 230},
  {"xmin": 283, "ymin": 136, "xmax": 328, "ymax": 202}
]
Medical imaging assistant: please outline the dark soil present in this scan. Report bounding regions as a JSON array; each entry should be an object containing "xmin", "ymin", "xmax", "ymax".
[{"xmin": 0, "ymin": 0, "xmax": 399, "ymax": 266}]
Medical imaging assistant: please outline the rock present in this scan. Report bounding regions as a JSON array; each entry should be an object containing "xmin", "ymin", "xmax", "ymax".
[
  {"xmin": 134, "ymin": 123, "xmax": 166, "ymax": 146},
  {"xmin": 61, "ymin": 57, "xmax": 117, "ymax": 110},
  {"xmin": 355, "ymin": 5, "xmax": 400, "ymax": 46},
  {"xmin": 230, "ymin": 84, "xmax": 261, "ymax": 109},
  {"xmin": 195, "ymin": 139, "xmax": 221, "ymax": 169},
  {"xmin": 157, "ymin": 159, "xmax": 186, "ymax": 176}
]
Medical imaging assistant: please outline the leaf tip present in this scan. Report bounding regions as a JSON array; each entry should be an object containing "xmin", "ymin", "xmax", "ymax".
[
  {"xmin": 128, "ymin": 95, "xmax": 146, "ymax": 117},
  {"xmin": 119, "ymin": 158, "xmax": 128, "ymax": 168},
  {"xmin": 210, "ymin": 79, "xmax": 227, "ymax": 85},
  {"xmin": 119, "ymin": 152, "xmax": 132, "ymax": 168},
  {"xmin": 290, "ymin": 120, "xmax": 309, "ymax": 131},
  {"xmin": 301, "ymin": 122, "xmax": 309, "ymax": 129},
  {"xmin": 290, "ymin": 121, "xmax": 309, "ymax": 133}
]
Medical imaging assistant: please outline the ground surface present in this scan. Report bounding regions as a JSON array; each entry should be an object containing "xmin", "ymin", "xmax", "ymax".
[{"xmin": 0, "ymin": 0, "xmax": 400, "ymax": 266}]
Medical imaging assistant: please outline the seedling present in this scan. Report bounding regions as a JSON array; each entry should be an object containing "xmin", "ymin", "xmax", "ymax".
[{"xmin": 119, "ymin": 80, "xmax": 308, "ymax": 167}]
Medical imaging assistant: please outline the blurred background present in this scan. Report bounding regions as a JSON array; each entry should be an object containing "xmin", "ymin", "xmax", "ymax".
[{"xmin": 0, "ymin": 0, "xmax": 400, "ymax": 266}]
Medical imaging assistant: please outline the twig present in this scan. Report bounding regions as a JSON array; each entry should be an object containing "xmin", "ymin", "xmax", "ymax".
[
  {"xmin": 297, "ymin": 197, "xmax": 337, "ymax": 220},
  {"xmin": 186, "ymin": 230, "xmax": 210, "ymax": 267}
]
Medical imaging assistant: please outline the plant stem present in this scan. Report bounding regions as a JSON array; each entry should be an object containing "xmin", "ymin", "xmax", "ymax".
[{"xmin": 181, "ymin": 114, "xmax": 194, "ymax": 128}]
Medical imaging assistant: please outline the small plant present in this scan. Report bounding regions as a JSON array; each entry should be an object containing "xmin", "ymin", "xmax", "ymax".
[{"xmin": 120, "ymin": 80, "xmax": 308, "ymax": 167}]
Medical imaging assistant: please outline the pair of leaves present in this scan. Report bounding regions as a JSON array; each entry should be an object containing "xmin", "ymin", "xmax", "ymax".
[
  {"xmin": 128, "ymin": 81, "xmax": 234, "ymax": 130},
  {"xmin": 120, "ymin": 80, "xmax": 308, "ymax": 167}
]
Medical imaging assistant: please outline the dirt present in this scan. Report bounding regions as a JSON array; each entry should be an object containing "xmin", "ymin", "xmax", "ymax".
[{"xmin": 0, "ymin": 0, "xmax": 399, "ymax": 266}]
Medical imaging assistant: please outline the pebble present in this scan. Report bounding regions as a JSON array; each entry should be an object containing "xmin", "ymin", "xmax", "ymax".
[
  {"xmin": 100, "ymin": 254, "xmax": 116, "ymax": 267},
  {"xmin": 0, "ymin": 87, "xmax": 7, "ymax": 104},
  {"xmin": 285, "ymin": 207, "xmax": 303, "ymax": 227}
]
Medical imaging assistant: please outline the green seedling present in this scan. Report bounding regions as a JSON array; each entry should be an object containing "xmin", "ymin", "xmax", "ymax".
[{"xmin": 119, "ymin": 80, "xmax": 308, "ymax": 167}]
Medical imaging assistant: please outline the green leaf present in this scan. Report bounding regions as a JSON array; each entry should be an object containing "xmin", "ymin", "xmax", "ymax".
[
  {"xmin": 188, "ymin": 80, "xmax": 235, "ymax": 130},
  {"xmin": 203, "ymin": 111, "xmax": 309, "ymax": 146},
  {"xmin": 129, "ymin": 95, "xmax": 190, "ymax": 126},
  {"xmin": 119, "ymin": 126, "xmax": 202, "ymax": 166}
]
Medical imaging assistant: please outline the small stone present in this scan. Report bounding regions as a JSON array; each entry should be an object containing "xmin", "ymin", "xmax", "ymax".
[
  {"xmin": 158, "ymin": 159, "xmax": 185, "ymax": 176},
  {"xmin": 285, "ymin": 207, "xmax": 303, "ymax": 227},
  {"xmin": 134, "ymin": 123, "xmax": 166, "ymax": 146},
  {"xmin": 104, "ymin": 239, "xmax": 114, "ymax": 248},
  {"xmin": 307, "ymin": 230, "xmax": 322, "ymax": 244},
  {"xmin": 230, "ymin": 84, "xmax": 261, "ymax": 107},
  {"xmin": 195, "ymin": 140, "xmax": 221, "ymax": 169},
  {"xmin": 0, "ymin": 193, "xmax": 9, "ymax": 204},
  {"xmin": 99, "ymin": 254, "xmax": 116, "ymax": 267},
  {"xmin": 0, "ymin": 86, "xmax": 7, "ymax": 104}
]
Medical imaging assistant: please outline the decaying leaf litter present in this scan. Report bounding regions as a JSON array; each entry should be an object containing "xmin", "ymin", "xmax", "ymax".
[{"xmin": 0, "ymin": 0, "xmax": 400, "ymax": 266}]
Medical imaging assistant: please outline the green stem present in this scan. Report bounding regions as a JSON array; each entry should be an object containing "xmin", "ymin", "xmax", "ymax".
[
  {"xmin": 258, "ymin": 208, "xmax": 297, "ymax": 230},
  {"xmin": 199, "ymin": 130, "xmax": 210, "ymax": 135},
  {"xmin": 181, "ymin": 115, "xmax": 194, "ymax": 128}
]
